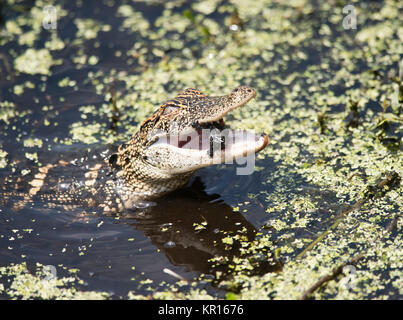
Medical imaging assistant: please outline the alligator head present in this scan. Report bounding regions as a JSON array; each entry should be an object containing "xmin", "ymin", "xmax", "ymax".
[{"xmin": 112, "ymin": 86, "xmax": 268, "ymax": 207}]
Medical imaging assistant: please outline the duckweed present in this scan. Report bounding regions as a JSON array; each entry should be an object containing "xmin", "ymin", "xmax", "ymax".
[{"xmin": 0, "ymin": 0, "xmax": 401, "ymax": 300}]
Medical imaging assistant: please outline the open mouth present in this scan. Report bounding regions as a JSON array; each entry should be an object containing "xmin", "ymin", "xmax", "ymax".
[
  {"xmin": 164, "ymin": 118, "xmax": 268, "ymax": 159},
  {"xmin": 178, "ymin": 119, "xmax": 226, "ymax": 151},
  {"xmin": 146, "ymin": 86, "xmax": 268, "ymax": 165}
]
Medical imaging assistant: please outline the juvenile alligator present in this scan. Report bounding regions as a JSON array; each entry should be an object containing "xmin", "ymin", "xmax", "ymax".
[{"xmin": 1, "ymin": 86, "xmax": 268, "ymax": 212}]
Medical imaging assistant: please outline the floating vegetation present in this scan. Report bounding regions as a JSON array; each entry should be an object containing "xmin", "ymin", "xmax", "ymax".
[{"xmin": 0, "ymin": 0, "xmax": 401, "ymax": 300}]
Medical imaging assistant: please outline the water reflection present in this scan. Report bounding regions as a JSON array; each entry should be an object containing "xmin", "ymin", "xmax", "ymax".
[
  {"xmin": 123, "ymin": 177, "xmax": 281, "ymax": 277},
  {"xmin": 0, "ymin": 150, "xmax": 280, "ymax": 295}
]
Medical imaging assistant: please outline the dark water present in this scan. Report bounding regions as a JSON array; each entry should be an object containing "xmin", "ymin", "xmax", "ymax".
[
  {"xmin": 0, "ymin": 145, "xmax": 276, "ymax": 297},
  {"xmin": 0, "ymin": 0, "xmax": 401, "ymax": 299}
]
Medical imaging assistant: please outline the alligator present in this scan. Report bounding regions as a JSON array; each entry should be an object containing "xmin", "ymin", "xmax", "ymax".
[{"xmin": 0, "ymin": 86, "xmax": 268, "ymax": 213}]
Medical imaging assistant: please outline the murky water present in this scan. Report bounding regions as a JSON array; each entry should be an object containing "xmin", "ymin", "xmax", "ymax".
[
  {"xmin": 0, "ymin": 0, "xmax": 401, "ymax": 299},
  {"xmin": 0, "ymin": 144, "xmax": 277, "ymax": 297}
]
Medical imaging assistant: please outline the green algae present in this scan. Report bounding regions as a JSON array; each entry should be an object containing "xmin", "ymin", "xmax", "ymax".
[
  {"xmin": 0, "ymin": 101, "xmax": 19, "ymax": 124},
  {"xmin": 23, "ymin": 138, "xmax": 43, "ymax": 148},
  {"xmin": 0, "ymin": 150, "xmax": 8, "ymax": 169},
  {"xmin": 0, "ymin": 263, "xmax": 109, "ymax": 300},
  {"xmin": 74, "ymin": 18, "xmax": 111, "ymax": 41},
  {"xmin": 117, "ymin": 4, "xmax": 150, "ymax": 34},
  {"xmin": 13, "ymin": 81, "xmax": 35, "ymax": 95},
  {"xmin": 68, "ymin": 122, "xmax": 102, "ymax": 145},
  {"xmin": 14, "ymin": 48, "xmax": 57, "ymax": 75},
  {"xmin": 1, "ymin": 0, "xmax": 402, "ymax": 300}
]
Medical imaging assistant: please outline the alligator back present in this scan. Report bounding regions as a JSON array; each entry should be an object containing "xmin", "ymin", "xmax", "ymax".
[{"xmin": 0, "ymin": 146, "xmax": 117, "ymax": 212}]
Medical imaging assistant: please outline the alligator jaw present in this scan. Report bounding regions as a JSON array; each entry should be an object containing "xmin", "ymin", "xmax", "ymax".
[
  {"xmin": 196, "ymin": 87, "xmax": 257, "ymax": 124},
  {"xmin": 115, "ymin": 85, "xmax": 269, "ymax": 201},
  {"xmin": 145, "ymin": 121, "xmax": 269, "ymax": 174},
  {"xmin": 143, "ymin": 86, "xmax": 268, "ymax": 174}
]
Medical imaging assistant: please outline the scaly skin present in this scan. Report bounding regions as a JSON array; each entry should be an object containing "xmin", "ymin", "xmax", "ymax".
[{"xmin": 1, "ymin": 86, "xmax": 268, "ymax": 212}]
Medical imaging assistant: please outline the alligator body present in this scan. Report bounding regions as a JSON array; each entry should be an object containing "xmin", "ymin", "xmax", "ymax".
[{"xmin": 1, "ymin": 86, "xmax": 268, "ymax": 212}]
